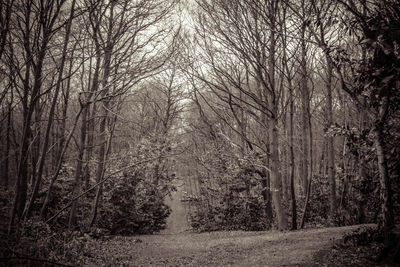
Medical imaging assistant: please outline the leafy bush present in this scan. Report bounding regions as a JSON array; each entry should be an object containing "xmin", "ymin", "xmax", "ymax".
[
  {"xmin": 341, "ymin": 226, "xmax": 382, "ymax": 246},
  {"xmin": 186, "ymin": 148, "xmax": 272, "ymax": 232},
  {"xmin": 3, "ymin": 218, "xmax": 90, "ymax": 266},
  {"xmin": 106, "ymin": 180, "xmax": 171, "ymax": 235},
  {"xmin": 303, "ymin": 175, "xmax": 330, "ymax": 226},
  {"xmin": 98, "ymin": 137, "xmax": 174, "ymax": 235}
]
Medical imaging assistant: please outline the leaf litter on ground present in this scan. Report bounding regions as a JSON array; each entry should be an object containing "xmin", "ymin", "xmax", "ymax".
[{"xmin": 80, "ymin": 224, "xmax": 381, "ymax": 266}]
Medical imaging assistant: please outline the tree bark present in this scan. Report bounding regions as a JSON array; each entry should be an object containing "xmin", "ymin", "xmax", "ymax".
[
  {"xmin": 1, "ymin": 92, "xmax": 12, "ymax": 189},
  {"xmin": 69, "ymin": 103, "xmax": 87, "ymax": 228},
  {"xmin": 289, "ymin": 74, "xmax": 297, "ymax": 230},
  {"xmin": 373, "ymin": 96, "xmax": 393, "ymax": 245},
  {"xmin": 267, "ymin": 0, "xmax": 287, "ymax": 230},
  {"xmin": 357, "ymin": 99, "xmax": 367, "ymax": 223},
  {"xmin": 89, "ymin": 103, "xmax": 109, "ymax": 227},
  {"xmin": 84, "ymin": 53, "xmax": 101, "ymax": 190},
  {"xmin": 300, "ymin": 21, "xmax": 310, "ymax": 195},
  {"xmin": 269, "ymin": 115, "xmax": 288, "ymax": 230},
  {"xmin": 0, "ymin": 0, "xmax": 12, "ymax": 61},
  {"xmin": 326, "ymin": 54, "xmax": 337, "ymax": 216}
]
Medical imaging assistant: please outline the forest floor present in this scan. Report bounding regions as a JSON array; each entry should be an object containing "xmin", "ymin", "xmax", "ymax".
[{"xmin": 82, "ymin": 224, "xmax": 383, "ymax": 266}]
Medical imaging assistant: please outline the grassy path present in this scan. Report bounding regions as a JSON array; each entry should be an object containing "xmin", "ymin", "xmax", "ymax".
[{"xmin": 83, "ymin": 225, "xmax": 371, "ymax": 266}]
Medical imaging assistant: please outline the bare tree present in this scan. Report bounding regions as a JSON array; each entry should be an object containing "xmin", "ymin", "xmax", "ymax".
[
  {"xmin": 82, "ymin": 0, "xmax": 179, "ymax": 227},
  {"xmin": 191, "ymin": 0, "xmax": 288, "ymax": 230},
  {"xmin": 8, "ymin": 0, "xmax": 69, "ymax": 232},
  {"xmin": 23, "ymin": 0, "xmax": 78, "ymax": 220}
]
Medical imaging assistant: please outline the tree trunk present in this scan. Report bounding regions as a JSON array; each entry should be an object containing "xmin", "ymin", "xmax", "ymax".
[
  {"xmin": 31, "ymin": 100, "xmax": 41, "ymax": 186},
  {"xmin": 289, "ymin": 75, "xmax": 297, "ymax": 230},
  {"xmin": 84, "ymin": 50, "xmax": 102, "ymax": 190},
  {"xmin": 300, "ymin": 98, "xmax": 314, "ymax": 229},
  {"xmin": 88, "ymin": 115, "xmax": 106, "ymax": 227},
  {"xmin": 300, "ymin": 22, "xmax": 310, "ymax": 195},
  {"xmin": 261, "ymin": 171, "xmax": 273, "ymax": 224},
  {"xmin": 357, "ymin": 99, "xmax": 367, "ymax": 223},
  {"xmin": 373, "ymin": 97, "xmax": 393, "ymax": 245},
  {"xmin": 9, "ymin": 90, "xmax": 33, "ymax": 233},
  {"xmin": 281, "ymin": 108, "xmax": 288, "ymax": 202},
  {"xmin": 58, "ymin": 50, "xmax": 74, "ymax": 162},
  {"xmin": 326, "ymin": 54, "xmax": 337, "ymax": 216},
  {"xmin": 1, "ymin": 93, "xmax": 12, "ymax": 189},
  {"xmin": 69, "ymin": 103, "xmax": 87, "ymax": 228},
  {"xmin": 269, "ymin": 115, "xmax": 288, "ymax": 230},
  {"xmin": 266, "ymin": 1, "xmax": 287, "ymax": 230},
  {"xmin": 0, "ymin": 0, "xmax": 12, "ymax": 61},
  {"xmin": 89, "ymin": 100, "xmax": 113, "ymax": 227}
]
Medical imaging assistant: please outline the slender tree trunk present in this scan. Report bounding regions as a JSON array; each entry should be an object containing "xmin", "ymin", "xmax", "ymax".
[
  {"xmin": 267, "ymin": 90, "xmax": 287, "ymax": 230},
  {"xmin": 69, "ymin": 103, "xmax": 88, "ymax": 228},
  {"xmin": 84, "ymin": 52, "xmax": 102, "ymax": 190},
  {"xmin": 58, "ymin": 50, "xmax": 74, "ymax": 161},
  {"xmin": 261, "ymin": 108, "xmax": 273, "ymax": 224},
  {"xmin": 338, "ymin": 88, "xmax": 348, "ymax": 209},
  {"xmin": 357, "ymin": 99, "xmax": 367, "ymax": 223},
  {"xmin": 269, "ymin": 114, "xmax": 288, "ymax": 230},
  {"xmin": 89, "ymin": 101, "xmax": 111, "ymax": 227},
  {"xmin": 318, "ymin": 139, "xmax": 327, "ymax": 177},
  {"xmin": 261, "ymin": 171, "xmax": 273, "ymax": 224},
  {"xmin": 9, "ymin": 91, "xmax": 33, "ymax": 233},
  {"xmin": 357, "ymin": 34, "xmax": 368, "ymax": 223},
  {"xmin": 0, "ymin": 0, "xmax": 12, "ymax": 61},
  {"xmin": 326, "ymin": 54, "xmax": 337, "ymax": 216},
  {"xmin": 289, "ymin": 76, "xmax": 297, "ymax": 230},
  {"xmin": 31, "ymin": 100, "xmax": 41, "ymax": 186},
  {"xmin": 300, "ymin": 22, "xmax": 310, "ymax": 195},
  {"xmin": 300, "ymin": 74, "xmax": 314, "ymax": 229},
  {"xmin": 1, "ymin": 93, "xmax": 12, "ymax": 189},
  {"xmin": 373, "ymin": 97, "xmax": 393, "ymax": 245},
  {"xmin": 339, "ymin": 135, "xmax": 348, "ymax": 209},
  {"xmin": 281, "ymin": 109, "xmax": 288, "ymax": 202},
  {"xmin": 88, "ymin": 110, "xmax": 107, "ymax": 227}
]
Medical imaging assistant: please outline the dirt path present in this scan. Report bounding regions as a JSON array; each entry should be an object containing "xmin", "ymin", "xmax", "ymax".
[{"xmin": 84, "ymin": 224, "xmax": 372, "ymax": 266}]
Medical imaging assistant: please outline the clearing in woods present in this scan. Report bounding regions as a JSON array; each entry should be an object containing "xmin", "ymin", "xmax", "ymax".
[
  {"xmin": 84, "ymin": 225, "xmax": 371, "ymax": 266},
  {"xmin": 83, "ymin": 184, "xmax": 372, "ymax": 266}
]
